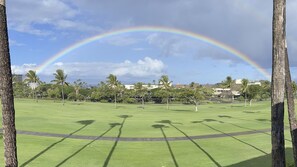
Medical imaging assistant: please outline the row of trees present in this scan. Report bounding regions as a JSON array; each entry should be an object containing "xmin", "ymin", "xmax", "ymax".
[{"xmin": 14, "ymin": 70, "xmax": 280, "ymax": 111}]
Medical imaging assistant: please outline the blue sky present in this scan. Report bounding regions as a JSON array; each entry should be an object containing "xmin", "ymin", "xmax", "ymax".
[{"xmin": 7, "ymin": 0, "xmax": 297, "ymax": 85}]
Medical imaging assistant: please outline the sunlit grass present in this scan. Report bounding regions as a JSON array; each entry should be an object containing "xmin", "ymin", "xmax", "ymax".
[{"xmin": 0, "ymin": 99, "xmax": 294, "ymax": 166}]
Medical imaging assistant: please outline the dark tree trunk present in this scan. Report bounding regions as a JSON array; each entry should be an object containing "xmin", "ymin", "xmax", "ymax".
[
  {"xmin": 166, "ymin": 97, "xmax": 169, "ymax": 110},
  {"xmin": 114, "ymin": 93, "xmax": 117, "ymax": 109},
  {"xmin": 271, "ymin": 0, "xmax": 286, "ymax": 166},
  {"xmin": 142, "ymin": 96, "xmax": 144, "ymax": 109},
  {"xmin": 0, "ymin": 0, "xmax": 18, "ymax": 166},
  {"xmin": 285, "ymin": 46, "xmax": 297, "ymax": 166},
  {"xmin": 61, "ymin": 83, "xmax": 65, "ymax": 105}
]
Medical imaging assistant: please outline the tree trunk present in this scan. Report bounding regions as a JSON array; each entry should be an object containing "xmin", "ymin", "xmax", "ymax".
[
  {"xmin": 285, "ymin": 46, "xmax": 297, "ymax": 166},
  {"xmin": 166, "ymin": 97, "xmax": 169, "ymax": 110},
  {"xmin": 142, "ymin": 97, "xmax": 144, "ymax": 109},
  {"xmin": 33, "ymin": 88, "xmax": 38, "ymax": 103},
  {"xmin": 244, "ymin": 93, "xmax": 247, "ymax": 107},
  {"xmin": 0, "ymin": 0, "xmax": 18, "ymax": 166},
  {"xmin": 271, "ymin": 0, "xmax": 286, "ymax": 166},
  {"xmin": 61, "ymin": 84, "xmax": 65, "ymax": 105},
  {"xmin": 114, "ymin": 93, "xmax": 117, "ymax": 109},
  {"xmin": 195, "ymin": 103, "xmax": 198, "ymax": 112},
  {"xmin": 249, "ymin": 99, "xmax": 252, "ymax": 106}
]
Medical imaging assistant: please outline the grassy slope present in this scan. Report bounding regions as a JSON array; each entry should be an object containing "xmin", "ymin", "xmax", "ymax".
[{"xmin": 0, "ymin": 99, "xmax": 294, "ymax": 166}]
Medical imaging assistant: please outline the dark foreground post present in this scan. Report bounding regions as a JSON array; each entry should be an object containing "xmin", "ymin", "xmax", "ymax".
[{"xmin": 0, "ymin": 0, "xmax": 18, "ymax": 166}]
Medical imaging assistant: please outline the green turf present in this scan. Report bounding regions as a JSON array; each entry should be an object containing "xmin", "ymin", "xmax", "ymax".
[{"xmin": 0, "ymin": 99, "xmax": 295, "ymax": 166}]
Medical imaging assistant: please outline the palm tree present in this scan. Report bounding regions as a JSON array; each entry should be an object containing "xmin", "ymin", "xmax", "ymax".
[
  {"xmin": 134, "ymin": 82, "xmax": 147, "ymax": 109},
  {"xmin": 241, "ymin": 79, "xmax": 249, "ymax": 107},
  {"xmin": 271, "ymin": 0, "xmax": 286, "ymax": 166},
  {"xmin": 223, "ymin": 76, "xmax": 234, "ymax": 101},
  {"xmin": 292, "ymin": 81, "xmax": 297, "ymax": 97},
  {"xmin": 24, "ymin": 70, "xmax": 41, "ymax": 102},
  {"xmin": 52, "ymin": 69, "xmax": 68, "ymax": 105},
  {"xmin": 285, "ymin": 47, "xmax": 297, "ymax": 165},
  {"xmin": 159, "ymin": 75, "xmax": 172, "ymax": 110},
  {"xmin": 0, "ymin": 0, "xmax": 18, "ymax": 166},
  {"xmin": 73, "ymin": 79, "xmax": 86, "ymax": 101},
  {"xmin": 223, "ymin": 76, "xmax": 233, "ymax": 88},
  {"xmin": 106, "ymin": 74, "xmax": 121, "ymax": 108}
]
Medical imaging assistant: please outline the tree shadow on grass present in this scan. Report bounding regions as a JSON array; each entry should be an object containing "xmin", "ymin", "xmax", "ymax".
[
  {"xmin": 218, "ymin": 115, "xmax": 272, "ymax": 126},
  {"xmin": 171, "ymin": 109, "xmax": 192, "ymax": 112},
  {"xmin": 225, "ymin": 148, "xmax": 293, "ymax": 167},
  {"xmin": 218, "ymin": 115, "xmax": 232, "ymax": 118},
  {"xmin": 56, "ymin": 122, "xmax": 121, "ymax": 167},
  {"xmin": 217, "ymin": 116, "xmax": 291, "ymax": 142},
  {"xmin": 256, "ymin": 118, "xmax": 271, "ymax": 122},
  {"xmin": 102, "ymin": 115, "xmax": 132, "ymax": 167},
  {"xmin": 20, "ymin": 120, "xmax": 95, "ymax": 167},
  {"xmin": 157, "ymin": 120, "xmax": 222, "ymax": 167},
  {"xmin": 192, "ymin": 119, "xmax": 268, "ymax": 155},
  {"xmin": 152, "ymin": 124, "xmax": 179, "ymax": 167}
]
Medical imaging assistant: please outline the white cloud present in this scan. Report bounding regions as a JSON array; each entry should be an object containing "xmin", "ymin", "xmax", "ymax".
[
  {"xmin": 104, "ymin": 35, "xmax": 140, "ymax": 46},
  {"xmin": 53, "ymin": 62, "xmax": 64, "ymax": 67},
  {"xmin": 112, "ymin": 57, "xmax": 165, "ymax": 77},
  {"xmin": 36, "ymin": 57, "xmax": 165, "ymax": 80},
  {"xmin": 9, "ymin": 39, "xmax": 25, "ymax": 46},
  {"xmin": 7, "ymin": 0, "xmax": 100, "ymax": 35},
  {"xmin": 146, "ymin": 33, "xmax": 238, "ymax": 63},
  {"xmin": 146, "ymin": 33, "xmax": 196, "ymax": 57},
  {"xmin": 11, "ymin": 64, "xmax": 37, "ymax": 74},
  {"xmin": 133, "ymin": 47, "xmax": 146, "ymax": 51}
]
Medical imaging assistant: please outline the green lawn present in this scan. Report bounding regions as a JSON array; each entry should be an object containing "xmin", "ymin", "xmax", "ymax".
[{"xmin": 0, "ymin": 99, "xmax": 294, "ymax": 166}]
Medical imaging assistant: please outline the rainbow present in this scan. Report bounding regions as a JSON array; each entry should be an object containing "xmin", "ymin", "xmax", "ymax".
[{"xmin": 35, "ymin": 26, "xmax": 270, "ymax": 79}]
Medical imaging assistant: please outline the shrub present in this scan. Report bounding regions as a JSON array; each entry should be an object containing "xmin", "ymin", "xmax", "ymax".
[
  {"xmin": 123, "ymin": 98, "xmax": 137, "ymax": 104},
  {"xmin": 100, "ymin": 99, "xmax": 109, "ymax": 103}
]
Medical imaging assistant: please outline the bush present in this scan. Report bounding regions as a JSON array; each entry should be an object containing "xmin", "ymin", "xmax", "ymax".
[
  {"xmin": 123, "ymin": 98, "xmax": 137, "ymax": 104},
  {"xmin": 67, "ymin": 93, "xmax": 76, "ymax": 100},
  {"xmin": 237, "ymin": 96, "xmax": 244, "ymax": 101},
  {"xmin": 100, "ymin": 99, "xmax": 109, "ymax": 103}
]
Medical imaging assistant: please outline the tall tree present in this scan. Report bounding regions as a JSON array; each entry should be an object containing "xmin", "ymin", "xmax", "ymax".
[
  {"xmin": 222, "ymin": 76, "xmax": 234, "ymax": 101},
  {"xmin": 159, "ymin": 75, "xmax": 172, "ymax": 110},
  {"xmin": 106, "ymin": 74, "xmax": 121, "ymax": 108},
  {"xmin": 24, "ymin": 70, "xmax": 41, "ymax": 102},
  {"xmin": 72, "ymin": 79, "xmax": 86, "ymax": 101},
  {"xmin": 246, "ymin": 85, "xmax": 260, "ymax": 106},
  {"xmin": 285, "ymin": 47, "xmax": 297, "ymax": 165},
  {"xmin": 271, "ymin": 0, "xmax": 286, "ymax": 166},
  {"xmin": 52, "ymin": 69, "xmax": 68, "ymax": 105},
  {"xmin": 180, "ymin": 84, "xmax": 212, "ymax": 112},
  {"xmin": 292, "ymin": 81, "xmax": 297, "ymax": 97},
  {"xmin": 240, "ymin": 79, "xmax": 249, "ymax": 107},
  {"xmin": 0, "ymin": 0, "xmax": 18, "ymax": 166},
  {"xmin": 134, "ymin": 82, "xmax": 147, "ymax": 109},
  {"xmin": 223, "ymin": 76, "xmax": 233, "ymax": 88},
  {"xmin": 260, "ymin": 80, "xmax": 271, "ymax": 100}
]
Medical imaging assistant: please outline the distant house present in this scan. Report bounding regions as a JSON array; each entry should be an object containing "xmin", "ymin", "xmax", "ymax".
[
  {"xmin": 124, "ymin": 84, "xmax": 160, "ymax": 90},
  {"xmin": 173, "ymin": 84, "xmax": 188, "ymax": 89},
  {"xmin": 235, "ymin": 79, "xmax": 261, "ymax": 86},
  {"xmin": 248, "ymin": 82, "xmax": 261, "ymax": 86},
  {"xmin": 213, "ymin": 88, "xmax": 240, "ymax": 98},
  {"xmin": 213, "ymin": 88, "xmax": 231, "ymax": 97},
  {"xmin": 124, "ymin": 85, "xmax": 135, "ymax": 90}
]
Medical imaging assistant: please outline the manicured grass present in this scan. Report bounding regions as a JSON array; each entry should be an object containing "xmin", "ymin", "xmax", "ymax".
[{"xmin": 0, "ymin": 99, "xmax": 295, "ymax": 166}]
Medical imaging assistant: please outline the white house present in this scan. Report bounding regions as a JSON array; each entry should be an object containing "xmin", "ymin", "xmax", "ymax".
[{"xmin": 124, "ymin": 84, "xmax": 160, "ymax": 90}]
